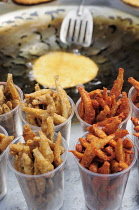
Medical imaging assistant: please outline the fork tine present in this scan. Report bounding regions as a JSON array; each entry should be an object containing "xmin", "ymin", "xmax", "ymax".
[
  {"xmin": 84, "ymin": 21, "xmax": 92, "ymax": 46},
  {"xmin": 78, "ymin": 20, "xmax": 87, "ymax": 44},
  {"xmin": 73, "ymin": 20, "xmax": 82, "ymax": 43},
  {"xmin": 66, "ymin": 18, "xmax": 76, "ymax": 43}
]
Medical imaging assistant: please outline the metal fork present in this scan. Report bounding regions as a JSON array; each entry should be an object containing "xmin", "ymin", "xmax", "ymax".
[{"xmin": 60, "ymin": 0, "xmax": 93, "ymax": 47}]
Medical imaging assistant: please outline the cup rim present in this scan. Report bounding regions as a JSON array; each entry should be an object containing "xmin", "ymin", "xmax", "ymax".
[
  {"xmin": 18, "ymin": 96, "xmax": 75, "ymax": 130},
  {"xmin": 0, "ymin": 125, "xmax": 8, "ymax": 158},
  {"xmin": 73, "ymin": 132, "xmax": 137, "ymax": 178},
  {"xmin": 75, "ymin": 95, "xmax": 132, "ymax": 129},
  {"xmin": 7, "ymin": 133, "xmax": 68, "ymax": 178},
  {"xmin": 135, "ymin": 136, "xmax": 139, "ymax": 150},
  {"xmin": 128, "ymin": 86, "xmax": 139, "ymax": 112},
  {"xmin": 0, "ymin": 82, "xmax": 23, "ymax": 117}
]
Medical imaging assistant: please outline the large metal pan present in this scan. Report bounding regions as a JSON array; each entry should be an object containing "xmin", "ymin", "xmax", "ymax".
[{"xmin": 0, "ymin": 5, "xmax": 139, "ymax": 101}]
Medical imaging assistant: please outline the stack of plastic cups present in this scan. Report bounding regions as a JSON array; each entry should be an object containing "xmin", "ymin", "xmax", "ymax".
[{"xmin": 0, "ymin": 125, "xmax": 8, "ymax": 200}]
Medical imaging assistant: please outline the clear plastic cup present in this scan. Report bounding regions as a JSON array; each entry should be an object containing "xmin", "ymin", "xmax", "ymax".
[
  {"xmin": 135, "ymin": 137, "xmax": 139, "ymax": 190},
  {"xmin": 0, "ymin": 82, "xmax": 23, "ymax": 137},
  {"xmin": 19, "ymin": 97, "xmax": 74, "ymax": 145},
  {"xmin": 7, "ymin": 134, "xmax": 68, "ymax": 210},
  {"xmin": 0, "ymin": 125, "xmax": 8, "ymax": 200},
  {"xmin": 75, "ymin": 97, "xmax": 131, "ymax": 132},
  {"xmin": 128, "ymin": 86, "xmax": 139, "ymax": 118},
  {"xmin": 74, "ymin": 134, "xmax": 137, "ymax": 210}
]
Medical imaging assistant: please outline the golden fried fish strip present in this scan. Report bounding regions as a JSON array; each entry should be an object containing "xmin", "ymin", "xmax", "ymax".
[
  {"xmin": 26, "ymin": 114, "xmax": 38, "ymax": 126},
  {"xmin": 20, "ymin": 152, "xmax": 34, "ymax": 175},
  {"xmin": 4, "ymin": 73, "xmax": 13, "ymax": 95},
  {"xmin": 89, "ymin": 162, "xmax": 98, "ymax": 173},
  {"xmin": 34, "ymin": 158, "xmax": 41, "ymax": 175},
  {"xmin": 2, "ymin": 103, "xmax": 11, "ymax": 114},
  {"xmin": 115, "ymin": 138, "xmax": 124, "ymax": 162},
  {"xmin": 6, "ymin": 101, "xmax": 12, "ymax": 110},
  {"xmin": 14, "ymin": 155, "xmax": 24, "ymax": 173},
  {"xmin": 32, "ymin": 94, "xmax": 48, "ymax": 106},
  {"xmin": 80, "ymin": 141, "xmax": 96, "ymax": 168},
  {"xmin": 9, "ymin": 143, "xmax": 31, "ymax": 157},
  {"xmin": 69, "ymin": 150, "xmax": 84, "ymax": 159},
  {"xmin": 95, "ymin": 149, "xmax": 109, "ymax": 161},
  {"xmin": 54, "ymin": 75, "xmax": 71, "ymax": 118},
  {"xmin": 22, "ymin": 107, "xmax": 48, "ymax": 119},
  {"xmin": 110, "ymin": 68, "xmax": 124, "ymax": 99},
  {"xmin": 123, "ymin": 138, "xmax": 133, "ymax": 149},
  {"xmin": 0, "ymin": 136, "xmax": 14, "ymax": 152},
  {"xmin": 46, "ymin": 116, "xmax": 54, "ymax": 141},
  {"xmin": 131, "ymin": 117, "xmax": 139, "ymax": 126},
  {"xmin": 102, "ymin": 118, "xmax": 122, "ymax": 135},
  {"xmin": 9, "ymin": 82, "xmax": 20, "ymax": 101},
  {"xmin": 53, "ymin": 132, "xmax": 63, "ymax": 167},
  {"xmin": 96, "ymin": 105, "xmax": 110, "ymax": 122},
  {"xmin": 23, "ymin": 124, "xmax": 36, "ymax": 142},
  {"xmin": 25, "ymin": 89, "xmax": 53, "ymax": 99},
  {"xmin": 114, "ymin": 129, "xmax": 129, "ymax": 141},
  {"xmin": 39, "ymin": 131, "xmax": 54, "ymax": 163},
  {"xmin": 128, "ymin": 77, "xmax": 139, "ymax": 91},
  {"xmin": 11, "ymin": 99, "xmax": 20, "ymax": 108},
  {"xmin": 110, "ymin": 96, "xmax": 121, "ymax": 117},
  {"xmin": 117, "ymin": 92, "xmax": 130, "ymax": 119},
  {"xmin": 98, "ymin": 161, "xmax": 110, "ymax": 174},
  {"xmin": 0, "ymin": 85, "xmax": 5, "ymax": 105},
  {"xmin": 33, "ymin": 147, "xmax": 54, "ymax": 174},
  {"xmin": 78, "ymin": 86, "xmax": 95, "ymax": 124},
  {"xmin": 53, "ymin": 113, "xmax": 67, "ymax": 125},
  {"xmin": 90, "ymin": 124, "xmax": 107, "ymax": 138}
]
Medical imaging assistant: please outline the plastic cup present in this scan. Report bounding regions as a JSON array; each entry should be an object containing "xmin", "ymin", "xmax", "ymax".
[
  {"xmin": 7, "ymin": 133, "xmax": 68, "ymax": 210},
  {"xmin": 75, "ymin": 97, "xmax": 131, "ymax": 132},
  {"xmin": 135, "ymin": 137, "xmax": 139, "ymax": 190},
  {"xmin": 74, "ymin": 134, "xmax": 137, "ymax": 210},
  {"xmin": 19, "ymin": 97, "xmax": 74, "ymax": 145},
  {"xmin": 0, "ymin": 82, "xmax": 23, "ymax": 137},
  {"xmin": 128, "ymin": 86, "xmax": 139, "ymax": 118},
  {"xmin": 0, "ymin": 125, "xmax": 8, "ymax": 200}
]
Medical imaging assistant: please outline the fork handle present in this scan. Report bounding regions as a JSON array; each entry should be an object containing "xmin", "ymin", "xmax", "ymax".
[{"xmin": 77, "ymin": 0, "xmax": 86, "ymax": 16}]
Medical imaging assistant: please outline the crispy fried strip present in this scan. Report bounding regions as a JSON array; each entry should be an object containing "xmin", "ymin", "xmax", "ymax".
[
  {"xmin": 110, "ymin": 68, "xmax": 124, "ymax": 99},
  {"xmin": 54, "ymin": 75, "xmax": 71, "ymax": 118},
  {"xmin": 115, "ymin": 138, "xmax": 124, "ymax": 162},
  {"xmin": 78, "ymin": 86, "xmax": 95, "ymax": 124},
  {"xmin": 98, "ymin": 161, "xmax": 110, "ymax": 174},
  {"xmin": 128, "ymin": 77, "xmax": 139, "ymax": 91},
  {"xmin": 53, "ymin": 132, "xmax": 63, "ymax": 167},
  {"xmin": 33, "ymin": 147, "xmax": 54, "ymax": 174}
]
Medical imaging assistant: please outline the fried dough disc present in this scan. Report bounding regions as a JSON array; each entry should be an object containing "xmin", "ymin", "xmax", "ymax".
[
  {"xmin": 13, "ymin": 0, "xmax": 53, "ymax": 5},
  {"xmin": 33, "ymin": 52, "xmax": 98, "ymax": 89},
  {"xmin": 121, "ymin": 0, "xmax": 139, "ymax": 7}
]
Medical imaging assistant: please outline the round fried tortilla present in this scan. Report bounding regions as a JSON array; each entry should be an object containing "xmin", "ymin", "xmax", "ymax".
[
  {"xmin": 13, "ymin": 0, "xmax": 53, "ymax": 5},
  {"xmin": 33, "ymin": 52, "xmax": 98, "ymax": 89},
  {"xmin": 121, "ymin": 0, "xmax": 139, "ymax": 7}
]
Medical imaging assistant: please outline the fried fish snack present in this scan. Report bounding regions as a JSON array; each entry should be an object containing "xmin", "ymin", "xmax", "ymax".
[
  {"xmin": 0, "ymin": 74, "xmax": 21, "ymax": 115},
  {"xmin": 0, "ymin": 135, "xmax": 14, "ymax": 154},
  {"xmin": 9, "ymin": 124, "xmax": 65, "ymax": 175},
  {"xmin": 110, "ymin": 68, "xmax": 124, "ymax": 100},
  {"xmin": 53, "ymin": 132, "xmax": 63, "ymax": 167},
  {"xmin": 70, "ymin": 124, "xmax": 133, "ymax": 173},
  {"xmin": 21, "ymin": 76, "xmax": 72, "ymax": 129},
  {"xmin": 77, "ymin": 68, "xmax": 130, "ymax": 126},
  {"xmin": 33, "ymin": 147, "xmax": 54, "ymax": 174},
  {"xmin": 78, "ymin": 86, "xmax": 95, "ymax": 124}
]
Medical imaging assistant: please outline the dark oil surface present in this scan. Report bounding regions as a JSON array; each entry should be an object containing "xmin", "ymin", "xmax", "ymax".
[{"xmin": 0, "ymin": 14, "xmax": 139, "ymax": 102}]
